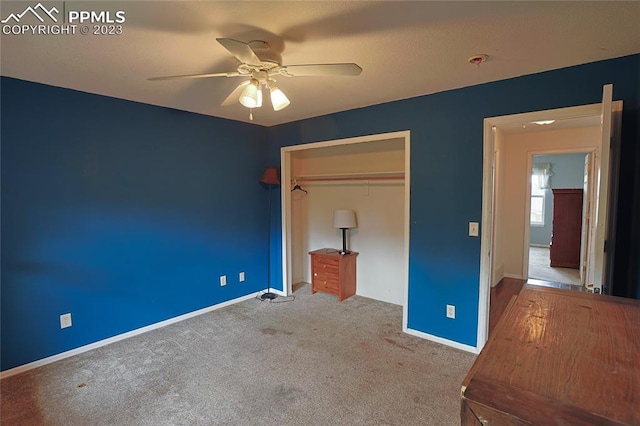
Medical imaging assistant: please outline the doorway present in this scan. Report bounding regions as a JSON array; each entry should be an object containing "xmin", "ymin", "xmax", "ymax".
[
  {"xmin": 477, "ymin": 85, "xmax": 622, "ymax": 350},
  {"xmin": 527, "ymin": 152, "xmax": 591, "ymax": 287}
]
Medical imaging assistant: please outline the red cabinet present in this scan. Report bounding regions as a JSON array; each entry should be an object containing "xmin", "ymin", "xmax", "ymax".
[{"xmin": 550, "ymin": 188, "xmax": 583, "ymax": 269}]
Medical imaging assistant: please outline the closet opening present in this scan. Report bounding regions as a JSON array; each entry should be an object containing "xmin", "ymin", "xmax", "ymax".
[{"xmin": 280, "ymin": 131, "xmax": 410, "ymax": 323}]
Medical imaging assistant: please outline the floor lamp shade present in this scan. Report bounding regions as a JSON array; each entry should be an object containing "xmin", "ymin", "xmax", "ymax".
[
  {"xmin": 260, "ymin": 167, "xmax": 280, "ymax": 185},
  {"xmin": 333, "ymin": 210, "xmax": 357, "ymax": 254},
  {"xmin": 261, "ymin": 167, "xmax": 280, "ymax": 301}
]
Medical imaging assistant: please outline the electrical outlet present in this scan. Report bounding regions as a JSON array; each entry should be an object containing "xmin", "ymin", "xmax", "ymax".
[
  {"xmin": 220, "ymin": 275, "xmax": 227, "ymax": 286},
  {"xmin": 469, "ymin": 222, "xmax": 479, "ymax": 237},
  {"xmin": 60, "ymin": 313, "xmax": 72, "ymax": 329},
  {"xmin": 446, "ymin": 305, "xmax": 456, "ymax": 319},
  {"xmin": 239, "ymin": 272, "xmax": 245, "ymax": 282}
]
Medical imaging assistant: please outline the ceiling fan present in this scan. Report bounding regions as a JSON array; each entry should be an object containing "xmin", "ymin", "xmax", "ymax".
[{"xmin": 149, "ymin": 38, "xmax": 362, "ymax": 119}]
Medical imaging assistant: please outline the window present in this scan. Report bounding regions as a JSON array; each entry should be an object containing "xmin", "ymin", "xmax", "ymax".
[
  {"xmin": 530, "ymin": 194, "xmax": 545, "ymax": 226},
  {"xmin": 530, "ymin": 165, "xmax": 551, "ymax": 226}
]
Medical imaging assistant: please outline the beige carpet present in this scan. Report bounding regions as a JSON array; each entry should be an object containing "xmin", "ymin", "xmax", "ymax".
[
  {"xmin": 528, "ymin": 246, "xmax": 581, "ymax": 286},
  {"xmin": 1, "ymin": 283, "xmax": 476, "ymax": 425}
]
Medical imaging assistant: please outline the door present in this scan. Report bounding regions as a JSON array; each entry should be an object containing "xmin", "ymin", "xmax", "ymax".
[{"xmin": 591, "ymin": 84, "xmax": 613, "ymax": 293}]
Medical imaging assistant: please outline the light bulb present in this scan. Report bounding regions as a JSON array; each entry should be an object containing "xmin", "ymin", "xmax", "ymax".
[
  {"xmin": 256, "ymin": 85, "xmax": 263, "ymax": 108},
  {"xmin": 239, "ymin": 80, "xmax": 259, "ymax": 108},
  {"xmin": 269, "ymin": 84, "xmax": 290, "ymax": 111}
]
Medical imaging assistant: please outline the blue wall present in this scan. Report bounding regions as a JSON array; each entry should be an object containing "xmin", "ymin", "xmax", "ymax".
[
  {"xmin": 267, "ymin": 54, "xmax": 640, "ymax": 347},
  {"xmin": 1, "ymin": 78, "xmax": 269, "ymax": 370},
  {"xmin": 2, "ymin": 54, "xmax": 639, "ymax": 371},
  {"xmin": 530, "ymin": 153, "xmax": 588, "ymax": 246}
]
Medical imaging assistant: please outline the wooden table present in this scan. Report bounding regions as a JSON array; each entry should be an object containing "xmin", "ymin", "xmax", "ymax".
[{"xmin": 461, "ymin": 285, "xmax": 640, "ymax": 425}]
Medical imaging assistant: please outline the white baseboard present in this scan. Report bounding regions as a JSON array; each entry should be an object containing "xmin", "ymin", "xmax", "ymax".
[
  {"xmin": 403, "ymin": 326, "xmax": 480, "ymax": 354},
  {"xmin": 503, "ymin": 273, "xmax": 523, "ymax": 280},
  {"xmin": 1, "ymin": 291, "xmax": 262, "ymax": 379},
  {"xmin": 492, "ymin": 264, "xmax": 505, "ymax": 287}
]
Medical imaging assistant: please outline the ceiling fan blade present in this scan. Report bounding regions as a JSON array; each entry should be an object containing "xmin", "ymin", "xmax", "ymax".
[
  {"xmin": 148, "ymin": 72, "xmax": 239, "ymax": 81},
  {"xmin": 216, "ymin": 38, "xmax": 262, "ymax": 67},
  {"xmin": 279, "ymin": 63, "xmax": 362, "ymax": 77},
  {"xmin": 221, "ymin": 80, "xmax": 250, "ymax": 106}
]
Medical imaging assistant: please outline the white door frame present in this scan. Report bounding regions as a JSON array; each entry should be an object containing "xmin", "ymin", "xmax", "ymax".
[
  {"xmin": 279, "ymin": 131, "xmax": 411, "ymax": 324},
  {"xmin": 478, "ymin": 96, "xmax": 621, "ymax": 350}
]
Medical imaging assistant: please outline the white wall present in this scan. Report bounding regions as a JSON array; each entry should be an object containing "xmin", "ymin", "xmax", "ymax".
[
  {"xmin": 501, "ymin": 126, "xmax": 600, "ymax": 278},
  {"xmin": 290, "ymin": 139, "xmax": 405, "ymax": 305}
]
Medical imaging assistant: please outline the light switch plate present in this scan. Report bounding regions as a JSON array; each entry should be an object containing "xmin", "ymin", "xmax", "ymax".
[{"xmin": 469, "ymin": 222, "xmax": 479, "ymax": 237}]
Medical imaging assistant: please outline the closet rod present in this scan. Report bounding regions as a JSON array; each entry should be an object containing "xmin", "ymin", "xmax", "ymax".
[
  {"xmin": 293, "ymin": 170, "xmax": 405, "ymax": 183},
  {"xmin": 294, "ymin": 175, "xmax": 404, "ymax": 182}
]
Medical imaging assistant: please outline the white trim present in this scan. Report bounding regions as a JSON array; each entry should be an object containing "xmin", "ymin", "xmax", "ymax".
[
  {"xmin": 404, "ymin": 326, "xmax": 479, "ymax": 354},
  {"xmin": 402, "ymin": 133, "xmax": 411, "ymax": 331},
  {"xmin": 503, "ymin": 273, "xmax": 524, "ymax": 280},
  {"xmin": 0, "ymin": 292, "xmax": 261, "ymax": 379},
  {"xmin": 477, "ymin": 120, "xmax": 494, "ymax": 352},
  {"xmin": 529, "ymin": 244, "xmax": 550, "ymax": 248},
  {"xmin": 281, "ymin": 131, "xmax": 410, "ymax": 153},
  {"xmin": 280, "ymin": 147, "xmax": 292, "ymax": 297},
  {"xmin": 485, "ymin": 103, "xmax": 603, "ymax": 128}
]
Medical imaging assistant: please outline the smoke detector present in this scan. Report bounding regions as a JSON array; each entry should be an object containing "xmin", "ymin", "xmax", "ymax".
[{"xmin": 468, "ymin": 54, "xmax": 489, "ymax": 66}]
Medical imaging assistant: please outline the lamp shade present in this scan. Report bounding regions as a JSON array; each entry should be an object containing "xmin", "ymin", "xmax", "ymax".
[
  {"xmin": 239, "ymin": 79, "xmax": 260, "ymax": 108},
  {"xmin": 260, "ymin": 167, "xmax": 280, "ymax": 185},
  {"xmin": 333, "ymin": 210, "xmax": 357, "ymax": 229},
  {"xmin": 255, "ymin": 85, "xmax": 263, "ymax": 108},
  {"xmin": 269, "ymin": 84, "xmax": 290, "ymax": 111}
]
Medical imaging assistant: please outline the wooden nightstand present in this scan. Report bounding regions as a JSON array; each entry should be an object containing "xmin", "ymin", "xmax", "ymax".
[{"xmin": 309, "ymin": 249, "xmax": 358, "ymax": 301}]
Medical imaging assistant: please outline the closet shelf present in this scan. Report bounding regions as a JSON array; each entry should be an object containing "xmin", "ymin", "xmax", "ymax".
[{"xmin": 293, "ymin": 171, "xmax": 405, "ymax": 182}]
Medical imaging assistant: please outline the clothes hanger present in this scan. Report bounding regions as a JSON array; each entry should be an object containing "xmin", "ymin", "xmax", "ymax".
[{"xmin": 291, "ymin": 180, "xmax": 308, "ymax": 193}]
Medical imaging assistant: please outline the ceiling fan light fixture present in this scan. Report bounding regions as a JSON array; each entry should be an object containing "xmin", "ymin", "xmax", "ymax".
[
  {"xmin": 269, "ymin": 83, "xmax": 290, "ymax": 111},
  {"xmin": 150, "ymin": 38, "xmax": 362, "ymax": 119},
  {"xmin": 239, "ymin": 79, "xmax": 260, "ymax": 108}
]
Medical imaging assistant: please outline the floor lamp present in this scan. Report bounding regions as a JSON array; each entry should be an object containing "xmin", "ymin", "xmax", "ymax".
[{"xmin": 260, "ymin": 167, "xmax": 280, "ymax": 300}]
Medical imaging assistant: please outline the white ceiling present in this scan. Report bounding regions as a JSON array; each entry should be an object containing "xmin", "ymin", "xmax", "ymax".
[{"xmin": 1, "ymin": 1, "xmax": 639, "ymax": 127}]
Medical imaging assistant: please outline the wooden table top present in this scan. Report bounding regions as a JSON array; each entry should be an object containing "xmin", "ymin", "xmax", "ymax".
[{"xmin": 462, "ymin": 285, "xmax": 640, "ymax": 425}]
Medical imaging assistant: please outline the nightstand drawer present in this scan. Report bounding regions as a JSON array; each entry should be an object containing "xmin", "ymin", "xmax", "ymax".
[
  {"xmin": 313, "ymin": 273, "xmax": 339, "ymax": 290},
  {"xmin": 313, "ymin": 267, "xmax": 339, "ymax": 283},
  {"xmin": 313, "ymin": 260, "xmax": 339, "ymax": 273}
]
